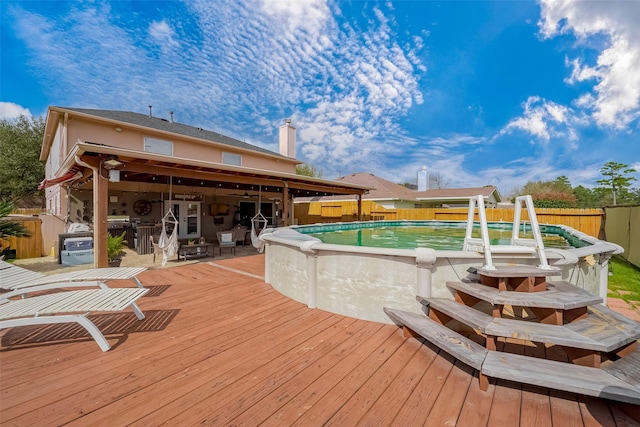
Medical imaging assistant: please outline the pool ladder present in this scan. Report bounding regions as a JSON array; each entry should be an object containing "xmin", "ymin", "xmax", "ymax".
[{"xmin": 463, "ymin": 195, "xmax": 551, "ymax": 270}]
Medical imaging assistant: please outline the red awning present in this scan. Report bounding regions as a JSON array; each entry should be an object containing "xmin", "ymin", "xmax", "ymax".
[{"xmin": 38, "ymin": 166, "xmax": 83, "ymax": 189}]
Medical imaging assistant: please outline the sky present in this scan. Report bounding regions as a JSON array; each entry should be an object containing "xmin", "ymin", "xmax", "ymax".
[{"xmin": 2, "ymin": 0, "xmax": 639, "ymax": 196}]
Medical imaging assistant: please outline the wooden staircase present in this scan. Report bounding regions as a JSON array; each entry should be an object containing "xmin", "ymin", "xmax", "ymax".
[{"xmin": 384, "ymin": 264, "xmax": 640, "ymax": 405}]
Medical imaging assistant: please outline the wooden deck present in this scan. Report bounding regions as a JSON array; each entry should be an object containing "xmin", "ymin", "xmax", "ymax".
[{"xmin": 1, "ymin": 255, "xmax": 638, "ymax": 426}]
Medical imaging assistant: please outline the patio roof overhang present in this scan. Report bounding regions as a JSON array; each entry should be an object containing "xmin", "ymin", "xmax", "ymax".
[
  {"xmin": 51, "ymin": 142, "xmax": 371, "ymax": 268},
  {"xmin": 54, "ymin": 142, "xmax": 371, "ymax": 198}
]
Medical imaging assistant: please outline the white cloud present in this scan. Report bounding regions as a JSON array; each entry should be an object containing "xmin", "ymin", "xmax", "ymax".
[
  {"xmin": 0, "ymin": 102, "xmax": 31, "ymax": 119},
  {"xmin": 539, "ymin": 0, "xmax": 640, "ymax": 129},
  {"xmin": 148, "ymin": 20, "xmax": 180, "ymax": 51},
  {"xmin": 8, "ymin": 0, "xmax": 425, "ymax": 175},
  {"xmin": 500, "ymin": 96, "xmax": 576, "ymax": 143},
  {"xmin": 260, "ymin": 0, "xmax": 330, "ymax": 39}
]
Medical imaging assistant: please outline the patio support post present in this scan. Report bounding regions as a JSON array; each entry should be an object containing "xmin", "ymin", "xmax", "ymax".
[
  {"xmin": 94, "ymin": 162, "xmax": 109, "ymax": 268},
  {"xmin": 282, "ymin": 182, "xmax": 290, "ymax": 226},
  {"xmin": 357, "ymin": 194, "xmax": 362, "ymax": 221},
  {"xmin": 76, "ymin": 155, "xmax": 109, "ymax": 268}
]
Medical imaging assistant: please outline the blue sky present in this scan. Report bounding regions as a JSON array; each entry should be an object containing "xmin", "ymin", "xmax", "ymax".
[{"xmin": 2, "ymin": 0, "xmax": 639, "ymax": 195}]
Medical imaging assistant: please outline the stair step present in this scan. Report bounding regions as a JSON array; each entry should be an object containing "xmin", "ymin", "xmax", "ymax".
[
  {"xmin": 421, "ymin": 297, "xmax": 640, "ymax": 352},
  {"xmin": 384, "ymin": 307, "xmax": 640, "ymax": 404},
  {"xmin": 604, "ymin": 348, "xmax": 640, "ymax": 388},
  {"xmin": 383, "ymin": 307, "xmax": 487, "ymax": 370},
  {"xmin": 446, "ymin": 280, "xmax": 602, "ymax": 310},
  {"xmin": 482, "ymin": 351, "xmax": 640, "ymax": 405},
  {"xmin": 475, "ymin": 265, "xmax": 562, "ymax": 278}
]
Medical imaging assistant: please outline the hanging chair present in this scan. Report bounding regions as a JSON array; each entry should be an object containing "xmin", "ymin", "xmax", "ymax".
[
  {"xmin": 250, "ymin": 212, "xmax": 268, "ymax": 252},
  {"xmin": 250, "ymin": 184, "xmax": 269, "ymax": 252},
  {"xmin": 157, "ymin": 209, "xmax": 179, "ymax": 266}
]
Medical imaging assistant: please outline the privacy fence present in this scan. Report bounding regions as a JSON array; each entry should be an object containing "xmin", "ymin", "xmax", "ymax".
[
  {"xmin": 2, "ymin": 209, "xmax": 65, "ymax": 259},
  {"xmin": 604, "ymin": 205, "xmax": 640, "ymax": 268},
  {"xmin": 295, "ymin": 201, "xmax": 604, "ymax": 239}
]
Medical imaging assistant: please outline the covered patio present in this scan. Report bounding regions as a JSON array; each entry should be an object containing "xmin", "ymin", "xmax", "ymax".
[
  {"xmin": 43, "ymin": 141, "xmax": 369, "ymax": 267},
  {"xmin": 1, "ymin": 255, "xmax": 637, "ymax": 425}
]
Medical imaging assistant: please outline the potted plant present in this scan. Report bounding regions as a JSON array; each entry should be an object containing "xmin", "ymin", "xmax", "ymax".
[{"xmin": 107, "ymin": 231, "xmax": 127, "ymax": 267}]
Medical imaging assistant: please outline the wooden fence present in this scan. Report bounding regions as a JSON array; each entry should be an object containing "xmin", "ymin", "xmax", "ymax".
[
  {"xmin": 294, "ymin": 201, "xmax": 604, "ymax": 238},
  {"xmin": 2, "ymin": 203, "xmax": 605, "ymax": 259},
  {"xmin": 2, "ymin": 209, "xmax": 67, "ymax": 259},
  {"xmin": 1, "ymin": 216, "xmax": 43, "ymax": 259}
]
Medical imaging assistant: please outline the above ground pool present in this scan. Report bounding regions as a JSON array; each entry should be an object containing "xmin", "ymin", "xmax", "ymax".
[
  {"xmin": 298, "ymin": 221, "xmax": 587, "ymax": 251},
  {"xmin": 261, "ymin": 220, "xmax": 623, "ymax": 324}
]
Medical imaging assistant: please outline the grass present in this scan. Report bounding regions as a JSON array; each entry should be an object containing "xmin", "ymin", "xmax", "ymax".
[{"xmin": 607, "ymin": 256, "xmax": 640, "ymax": 302}]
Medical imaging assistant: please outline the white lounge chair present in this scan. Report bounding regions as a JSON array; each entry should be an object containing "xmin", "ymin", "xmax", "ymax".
[
  {"xmin": 1, "ymin": 287, "xmax": 148, "ymax": 351},
  {"xmin": 0, "ymin": 260, "xmax": 147, "ymax": 291}
]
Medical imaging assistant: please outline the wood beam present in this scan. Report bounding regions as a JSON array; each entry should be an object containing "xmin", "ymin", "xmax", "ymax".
[
  {"xmin": 282, "ymin": 185, "xmax": 290, "ymax": 226},
  {"xmin": 80, "ymin": 155, "xmax": 109, "ymax": 268},
  {"xmin": 122, "ymin": 163, "xmax": 279, "ymax": 187},
  {"xmin": 121, "ymin": 162, "xmax": 364, "ymax": 195}
]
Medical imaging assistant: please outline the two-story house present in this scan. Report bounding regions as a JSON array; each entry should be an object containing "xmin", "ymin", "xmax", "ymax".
[{"xmin": 40, "ymin": 107, "xmax": 369, "ymax": 266}]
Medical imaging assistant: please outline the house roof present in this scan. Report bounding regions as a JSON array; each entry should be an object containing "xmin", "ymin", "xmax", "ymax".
[
  {"xmin": 337, "ymin": 173, "xmax": 416, "ymax": 200},
  {"xmin": 294, "ymin": 172, "xmax": 500, "ymax": 203},
  {"xmin": 43, "ymin": 106, "xmax": 293, "ymax": 162},
  {"xmin": 415, "ymin": 186, "xmax": 501, "ymax": 202}
]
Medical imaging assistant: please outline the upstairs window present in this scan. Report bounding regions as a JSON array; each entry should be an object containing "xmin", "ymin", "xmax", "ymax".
[
  {"xmin": 222, "ymin": 152, "xmax": 242, "ymax": 166},
  {"xmin": 144, "ymin": 137, "xmax": 173, "ymax": 156}
]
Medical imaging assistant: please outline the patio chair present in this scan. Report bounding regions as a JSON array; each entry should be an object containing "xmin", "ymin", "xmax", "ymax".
[
  {"xmin": 0, "ymin": 260, "xmax": 147, "ymax": 291},
  {"xmin": 233, "ymin": 226, "xmax": 248, "ymax": 246},
  {"xmin": 1, "ymin": 287, "xmax": 148, "ymax": 351},
  {"xmin": 217, "ymin": 231, "xmax": 236, "ymax": 256}
]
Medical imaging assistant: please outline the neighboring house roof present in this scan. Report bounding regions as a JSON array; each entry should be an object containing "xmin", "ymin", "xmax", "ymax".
[
  {"xmin": 415, "ymin": 186, "xmax": 501, "ymax": 202},
  {"xmin": 338, "ymin": 173, "xmax": 416, "ymax": 200},
  {"xmin": 295, "ymin": 172, "xmax": 501, "ymax": 203},
  {"xmin": 46, "ymin": 106, "xmax": 290, "ymax": 161}
]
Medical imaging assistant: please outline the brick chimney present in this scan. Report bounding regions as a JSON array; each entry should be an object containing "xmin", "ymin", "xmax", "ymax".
[{"xmin": 279, "ymin": 119, "xmax": 296, "ymax": 158}]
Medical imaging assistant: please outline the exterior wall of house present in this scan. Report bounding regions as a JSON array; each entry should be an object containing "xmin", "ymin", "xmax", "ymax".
[
  {"xmin": 44, "ymin": 121, "xmax": 65, "ymax": 215},
  {"xmin": 63, "ymin": 116, "xmax": 296, "ymax": 174}
]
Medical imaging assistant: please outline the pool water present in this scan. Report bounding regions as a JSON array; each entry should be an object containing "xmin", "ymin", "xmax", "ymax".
[{"xmin": 303, "ymin": 223, "xmax": 572, "ymax": 251}]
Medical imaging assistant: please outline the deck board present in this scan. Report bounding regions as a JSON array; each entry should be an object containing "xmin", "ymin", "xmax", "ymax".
[
  {"xmin": 1, "ymin": 255, "xmax": 637, "ymax": 426},
  {"xmin": 392, "ymin": 344, "xmax": 455, "ymax": 425},
  {"xmin": 520, "ymin": 385, "xmax": 552, "ymax": 427},
  {"xmin": 487, "ymin": 379, "xmax": 522, "ymax": 426}
]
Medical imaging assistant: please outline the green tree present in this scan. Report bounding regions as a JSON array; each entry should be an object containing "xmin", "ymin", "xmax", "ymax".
[
  {"xmin": 572, "ymin": 185, "xmax": 601, "ymax": 208},
  {"xmin": 0, "ymin": 115, "xmax": 46, "ymax": 200},
  {"xmin": 596, "ymin": 161, "xmax": 637, "ymax": 206},
  {"xmin": 553, "ymin": 175, "xmax": 572, "ymax": 193},
  {"xmin": 295, "ymin": 163, "xmax": 323, "ymax": 178},
  {"xmin": 520, "ymin": 176, "xmax": 577, "ymax": 207}
]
